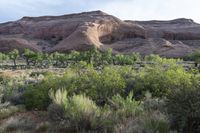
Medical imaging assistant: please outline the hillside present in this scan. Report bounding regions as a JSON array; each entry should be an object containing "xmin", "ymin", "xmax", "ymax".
[{"xmin": 0, "ymin": 10, "xmax": 200, "ymax": 57}]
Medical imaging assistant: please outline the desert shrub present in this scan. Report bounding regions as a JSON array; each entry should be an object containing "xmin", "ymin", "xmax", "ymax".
[
  {"xmin": 23, "ymin": 72, "xmax": 72, "ymax": 110},
  {"xmin": 0, "ymin": 73, "xmax": 30, "ymax": 105},
  {"xmin": 94, "ymin": 67, "xmax": 126, "ymax": 104},
  {"xmin": 134, "ymin": 65, "xmax": 192, "ymax": 98},
  {"xmin": 184, "ymin": 49, "xmax": 200, "ymax": 64},
  {"xmin": 144, "ymin": 54, "xmax": 161, "ymax": 62},
  {"xmin": 166, "ymin": 87, "xmax": 200, "ymax": 133},
  {"xmin": 24, "ymin": 84, "xmax": 50, "ymax": 110},
  {"xmin": 1, "ymin": 117, "xmax": 36, "ymax": 132},
  {"xmin": 48, "ymin": 88, "xmax": 70, "ymax": 122},
  {"xmin": 115, "ymin": 111, "xmax": 171, "ymax": 133},
  {"xmin": 74, "ymin": 66, "xmax": 126, "ymax": 105},
  {"xmin": 48, "ymin": 103, "xmax": 65, "ymax": 123},
  {"xmin": 48, "ymin": 89, "xmax": 115, "ymax": 132},
  {"xmin": 142, "ymin": 111, "xmax": 170, "ymax": 133},
  {"xmin": 23, "ymin": 67, "xmax": 85, "ymax": 110},
  {"xmin": 49, "ymin": 88, "xmax": 68, "ymax": 108},
  {"xmin": 107, "ymin": 66, "xmax": 137, "ymax": 98},
  {"xmin": 48, "ymin": 89, "xmax": 97, "ymax": 131},
  {"xmin": 0, "ymin": 74, "xmax": 15, "ymax": 93},
  {"xmin": 0, "ymin": 103, "xmax": 24, "ymax": 119},
  {"xmin": 5, "ymin": 88, "xmax": 25, "ymax": 105},
  {"xmin": 0, "ymin": 74, "xmax": 10, "ymax": 100},
  {"xmin": 91, "ymin": 106, "xmax": 116, "ymax": 132},
  {"xmin": 35, "ymin": 122, "xmax": 50, "ymax": 132},
  {"xmin": 24, "ymin": 65, "xmax": 127, "ymax": 110},
  {"xmin": 144, "ymin": 54, "xmax": 181, "ymax": 65},
  {"xmin": 192, "ymin": 74, "xmax": 200, "ymax": 88},
  {"xmin": 29, "ymin": 71, "xmax": 51, "ymax": 77},
  {"xmin": 66, "ymin": 94, "xmax": 100, "ymax": 131},
  {"xmin": 23, "ymin": 73, "xmax": 55, "ymax": 110},
  {"xmin": 110, "ymin": 92, "xmax": 143, "ymax": 119},
  {"xmin": 142, "ymin": 92, "xmax": 166, "ymax": 112}
]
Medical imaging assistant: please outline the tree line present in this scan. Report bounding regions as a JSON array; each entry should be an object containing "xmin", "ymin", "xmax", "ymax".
[
  {"xmin": 0, "ymin": 47, "xmax": 141, "ymax": 69},
  {"xmin": 0, "ymin": 47, "xmax": 200, "ymax": 69}
]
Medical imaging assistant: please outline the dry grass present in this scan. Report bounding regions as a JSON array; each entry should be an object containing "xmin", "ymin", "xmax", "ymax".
[
  {"xmin": 0, "ymin": 103, "xmax": 25, "ymax": 120},
  {"xmin": 0, "ymin": 111, "xmax": 48, "ymax": 133}
]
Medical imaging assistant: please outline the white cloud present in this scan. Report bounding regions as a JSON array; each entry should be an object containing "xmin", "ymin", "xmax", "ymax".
[
  {"xmin": 97, "ymin": 0, "xmax": 200, "ymax": 22},
  {"xmin": 0, "ymin": 0, "xmax": 199, "ymax": 23}
]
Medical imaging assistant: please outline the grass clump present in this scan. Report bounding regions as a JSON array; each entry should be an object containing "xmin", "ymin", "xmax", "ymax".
[{"xmin": 0, "ymin": 103, "xmax": 24, "ymax": 120}]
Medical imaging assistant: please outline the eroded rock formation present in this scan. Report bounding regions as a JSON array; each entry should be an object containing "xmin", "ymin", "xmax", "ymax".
[{"xmin": 0, "ymin": 10, "xmax": 200, "ymax": 57}]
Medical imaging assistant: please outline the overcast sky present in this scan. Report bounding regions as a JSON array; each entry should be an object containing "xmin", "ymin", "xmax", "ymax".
[{"xmin": 0, "ymin": 0, "xmax": 200, "ymax": 23}]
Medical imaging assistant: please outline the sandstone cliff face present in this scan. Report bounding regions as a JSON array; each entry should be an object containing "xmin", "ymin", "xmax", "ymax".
[{"xmin": 0, "ymin": 10, "xmax": 200, "ymax": 57}]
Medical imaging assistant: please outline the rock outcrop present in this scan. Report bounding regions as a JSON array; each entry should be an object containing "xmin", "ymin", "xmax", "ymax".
[{"xmin": 0, "ymin": 10, "xmax": 200, "ymax": 57}]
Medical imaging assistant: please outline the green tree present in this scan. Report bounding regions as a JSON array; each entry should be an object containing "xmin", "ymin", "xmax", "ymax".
[
  {"xmin": 52, "ymin": 52, "xmax": 67, "ymax": 67},
  {"xmin": 8, "ymin": 49, "xmax": 19, "ymax": 67},
  {"xmin": 113, "ymin": 54, "xmax": 124, "ymax": 65},
  {"xmin": 102, "ymin": 48, "xmax": 113, "ymax": 65},
  {"xmin": 23, "ymin": 49, "xmax": 37, "ymax": 66},
  {"xmin": 113, "ymin": 54, "xmax": 135, "ymax": 65},
  {"xmin": 130, "ymin": 52, "xmax": 141, "ymax": 62},
  {"xmin": 42, "ymin": 53, "xmax": 52, "ymax": 67},
  {"xmin": 0, "ymin": 52, "xmax": 8, "ymax": 63},
  {"xmin": 82, "ymin": 46, "xmax": 101, "ymax": 65},
  {"xmin": 144, "ymin": 54, "xmax": 161, "ymax": 62},
  {"xmin": 34, "ymin": 52, "xmax": 44, "ymax": 67},
  {"xmin": 184, "ymin": 50, "xmax": 200, "ymax": 67},
  {"xmin": 69, "ymin": 51, "xmax": 80, "ymax": 63}
]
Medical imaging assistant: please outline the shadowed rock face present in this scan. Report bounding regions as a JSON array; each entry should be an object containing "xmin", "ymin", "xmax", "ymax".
[{"xmin": 0, "ymin": 10, "xmax": 200, "ymax": 57}]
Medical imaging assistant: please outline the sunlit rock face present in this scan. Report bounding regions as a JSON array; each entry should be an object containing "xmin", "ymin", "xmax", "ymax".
[{"xmin": 0, "ymin": 11, "xmax": 200, "ymax": 57}]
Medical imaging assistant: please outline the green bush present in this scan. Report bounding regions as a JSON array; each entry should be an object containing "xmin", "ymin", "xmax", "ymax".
[
  {"xmin": 115, "ymin": 111, "xmax": 171, "ymax": 133},
  {"xmin": 0, "ymin": 74, "xmax": 10, "ymax": 99},
  {"xmin": 0, "ymin": 103, "xmax": 24, "ymax": 119},
  {"xmin": 144, "ymin": 54, "xmax": 181, "ymax": 65},
  {"xmin": 166, "ymin": 87, "xmax": 200, "ymax": 132},
  {"xmin": 110, "ymin": 92, "xmax": 143, "ymax": 119},
  {"xmin": 49, "ymin": 88, "xmax": 68, "ymax": 109},
  {"xmin": 3, "ymin": 48, "xmax": 200, "ymax": 132},
  {"xmin": 48, "ymin": 89, "xmax": 113, "ymax": 132},
  {"xmin": 48, "ymin": 103, "xmax": 65, "ymax": 122},
  {"xmin": 23, "ymin": 72, "xmax": 75, "ymax": 110},
  {"xmin": 142, "ymin": 92, "xmax": 166, "ymax": 112},
  {"xmin": 66, "ymin": 95, "xmax": 100, "ymax": 131},
  {"xmin": 25, "ymin": 66, "xmax": 127, "ymax": 110},
  {"xmin": 95, "ymin": 67, "xmax": 126, "ymax": 104},
  {"xmin": 74, "ymin": 66, "xmax": 126, "ymax": 105},
  {"xmin": 0, "ymin": 74, "xmax": 27, "ymax": 105},
  {"xmin": 23, "ymin": 85, "xmax": 50, "ymax": 110},
  {"xmin": 184, "ymin": 49, "xmax": 200, "ymax": 64},
  {"xmin": 134, "ymin": 65, "xmax": 192, "ymax": 98},
  {"xmin": 142, "ymin": 111, "xmax": 170, "ymax": 133},
  {"xmin": 1, "ymin": 117, "xmax": 36, "ymax": 132},
  {"xmin": 24, "ymin": 63, "xmax": 193, "ymax": 110}
]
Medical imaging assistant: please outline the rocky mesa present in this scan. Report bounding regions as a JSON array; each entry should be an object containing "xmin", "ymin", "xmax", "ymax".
[{"xmin": 0, "ymin": 10, "xmax": 200, "ymax": 57}]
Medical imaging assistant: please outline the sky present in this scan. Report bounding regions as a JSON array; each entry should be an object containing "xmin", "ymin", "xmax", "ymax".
[{"xmin": 0, "ymin": 0, "xmax": 200, "ymax": 23}]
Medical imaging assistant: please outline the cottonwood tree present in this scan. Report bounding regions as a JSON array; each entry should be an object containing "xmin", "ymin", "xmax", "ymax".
[
  {"xmin": 102, "ymin": 48, "xmax": 113, "ymax": 65},
  {"xmin": 52, "ymin": 52, "xmax": 67, "ymax": 67},
  {"xmin": 8, "ymin": 49, "xmax": 19, "ymax": 68},
  {"xmin": 185, "ymin": 50, "xmax": 200, "ymax": 67},
  {"xmin": 70, "ymin": 51, "xmax": 80, "ymax": 63},
  {"xmin": 23, "ymin": 49, "xmax": 37, "ymax": 66},
  {"xmin": 0, "ymin": 52, "xmax": 8, "ymax": 64}
]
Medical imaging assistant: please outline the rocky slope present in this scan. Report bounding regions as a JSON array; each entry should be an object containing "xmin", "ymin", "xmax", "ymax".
[{"xmin": 0, "ymin": 10, "xmax": 200, "ymax": 57}]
